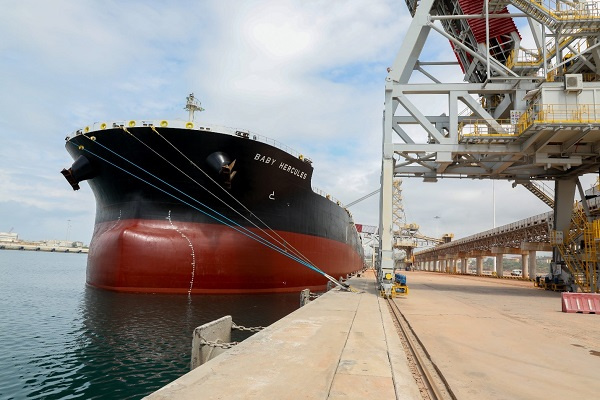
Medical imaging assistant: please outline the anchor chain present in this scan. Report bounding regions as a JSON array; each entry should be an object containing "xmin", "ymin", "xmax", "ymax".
[
  {"xmin": 232, "ymin": 322, "xmax": 265, "ymax": 333},
  {"xmin": 199, "ymin": 322, "xmax": 265, "ymax": 349},
  {"xmin": 199, "ymin": 338, "xmax": 239, "ymax": 349}
]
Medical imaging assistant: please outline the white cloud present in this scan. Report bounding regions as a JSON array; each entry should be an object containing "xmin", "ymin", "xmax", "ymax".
[{"xmin": 0, "ymin": 0, "xmax": 596, "ymax": 248}]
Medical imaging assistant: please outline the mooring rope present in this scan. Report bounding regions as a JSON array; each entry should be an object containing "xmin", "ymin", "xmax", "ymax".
[
  {"xmin": 69, "ymin": 140, "xmax": 342, "ymax": 286},
  {"xmin": 122, "ymin": 126, "xmax": 315, "ymax": 269},
  {"xmin": 148, "ymin": 126, "xmax": 320, "ymax": 269}
]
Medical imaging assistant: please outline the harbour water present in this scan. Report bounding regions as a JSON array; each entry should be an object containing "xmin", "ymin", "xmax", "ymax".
[{"xmin": 0, "ymin": 250, "xmax": 300, "ymax": 399}]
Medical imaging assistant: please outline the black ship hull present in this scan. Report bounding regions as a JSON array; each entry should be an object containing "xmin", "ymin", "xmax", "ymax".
[{"xmin": 63, "ymin": 121, "xmax": 364, "ymax": 293}]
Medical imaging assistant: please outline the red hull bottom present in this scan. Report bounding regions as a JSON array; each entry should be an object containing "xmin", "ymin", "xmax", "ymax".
[{"xmin": 87, "ymin": 219, "xmax": 363, "ymax": 294}]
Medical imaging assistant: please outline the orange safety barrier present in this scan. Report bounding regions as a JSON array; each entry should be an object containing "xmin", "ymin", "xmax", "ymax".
[{"xmin": 561, "ymin": 293, "xmax": 600, "ymax": 314}]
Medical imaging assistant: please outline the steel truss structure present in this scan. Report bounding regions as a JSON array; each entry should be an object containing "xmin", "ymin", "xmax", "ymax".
[{"xmin": 379, "ymin": 0, "xmax": 600, "ymax": 289}]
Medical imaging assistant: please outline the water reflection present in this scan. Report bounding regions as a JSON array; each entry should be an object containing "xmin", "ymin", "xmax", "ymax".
[
  {"xmin": 1, "ymin": 252, "xmax": 303, "ymax": 399},
  {"xmin": 72, "ymin": 287, "xmax": 300, "ymax": 399}
]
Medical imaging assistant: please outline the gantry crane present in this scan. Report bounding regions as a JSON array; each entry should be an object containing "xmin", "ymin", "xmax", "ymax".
[
  {"xmin": 391, "ymin": 178, "xmax": 453, "ymax": 270},
  {"xmin": 380, "ymin": 0, "xmax": 600, "ymax": 291}
]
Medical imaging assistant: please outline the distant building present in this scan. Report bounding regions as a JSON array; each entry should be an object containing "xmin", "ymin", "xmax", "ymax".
[
  {"xmin": 43, "ymin": 240, "xmax": 86, "ymax": 248},
  {"xmin": 0, "ymin": 232, "xmax": 18, "ymax": 242}
]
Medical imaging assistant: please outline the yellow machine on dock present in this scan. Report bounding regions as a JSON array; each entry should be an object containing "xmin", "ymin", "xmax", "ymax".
[{"xmin": 380, "ymin": 272, "xmax": 409, "ymax": 298}]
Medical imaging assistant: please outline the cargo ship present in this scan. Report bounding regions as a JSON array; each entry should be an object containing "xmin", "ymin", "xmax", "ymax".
[{"xmin": 61, "ymin": 95, "xmax": 364, "ymax": 294}]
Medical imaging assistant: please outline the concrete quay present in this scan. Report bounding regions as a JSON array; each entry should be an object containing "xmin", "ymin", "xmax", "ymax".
[
  {"xmin": 399, "ymin": 271, "xmax": 600, "ymax": 400},
  {"xmin": 148, "ymin": 270, "xmax": 600, "ymax": 399},
  {"xmin": 147, "ymin": 270, "xmax": 421, "ymax": 400},
  {"xmin": 0, "ymin": 244, "xmax": 88, "ymax": 253}
]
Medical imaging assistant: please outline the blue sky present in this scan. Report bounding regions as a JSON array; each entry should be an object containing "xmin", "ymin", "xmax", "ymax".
[{"xmin": 0, "ymin": 1, "xmax": 595, "ymax": 245}]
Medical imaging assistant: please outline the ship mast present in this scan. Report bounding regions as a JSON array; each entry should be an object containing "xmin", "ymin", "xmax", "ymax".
[{"xmin": 184, "ymin": 93, "xmax": 204, "ymax": 121}]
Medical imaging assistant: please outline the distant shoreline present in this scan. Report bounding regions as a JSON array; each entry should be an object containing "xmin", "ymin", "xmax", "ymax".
[{"xmin": 0, "ymin": 244, "xmax": 88, "ymax": 254}]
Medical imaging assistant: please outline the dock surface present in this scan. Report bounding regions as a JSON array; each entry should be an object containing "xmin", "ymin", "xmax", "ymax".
[
  {"xmin": 398, "ymin": 271, "xmax": 600, "ymax": 399},
  {"xmin": 148, "ymin": 270, "xmax": 600, "ymax": 399},
  {"xmin": 147, "ymin": 270, "xmax": 420, "ymax": 399}
]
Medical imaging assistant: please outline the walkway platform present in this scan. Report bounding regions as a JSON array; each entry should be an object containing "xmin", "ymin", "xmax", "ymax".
[{"xmin": 146, "ymin": 271, "xmax": 420, "ymax": 399}]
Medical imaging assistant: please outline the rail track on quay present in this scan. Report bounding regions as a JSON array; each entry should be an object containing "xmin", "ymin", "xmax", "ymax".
[{"xmin": 386, "ymin": 298, "xmax": 456, "ymax": 400}]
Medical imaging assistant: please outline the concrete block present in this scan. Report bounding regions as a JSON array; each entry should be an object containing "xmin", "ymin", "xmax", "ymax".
[{"xmin": 190, "ymin": 315, "xmax": 233, "ymax": 370}]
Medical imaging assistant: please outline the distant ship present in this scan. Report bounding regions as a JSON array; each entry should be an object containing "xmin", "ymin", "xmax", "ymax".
[{"xmin": 61, "ymin": 95, "xmax": 364, "ymax": 294}]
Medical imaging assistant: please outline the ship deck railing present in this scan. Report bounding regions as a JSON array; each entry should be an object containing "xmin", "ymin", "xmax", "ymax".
[
  {"xmin": 75, "ymin": 119, "xmax": 307, "ymax": 162},
  {"xmin": 312, "ymin": 187, "xmax": 344, "ymax": 208}
]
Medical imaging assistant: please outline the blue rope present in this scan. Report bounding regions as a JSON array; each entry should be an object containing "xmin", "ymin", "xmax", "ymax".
[
  {"xmin": 69, "ymin": 140, "xmax": 330, "ymax": 277},
  {"xmin": 82, "ymin": 138, "xmax": 321, "ymax": 272},
  {"xmin": 91, "ymin": 136, "xmax": 281, "ymax": 253}
]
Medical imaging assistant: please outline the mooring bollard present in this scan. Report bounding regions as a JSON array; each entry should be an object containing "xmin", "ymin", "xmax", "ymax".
[
  {"xmin": 190, "ymin": 316, "xmax": 233, "ymax": 370},
  {"xmin": 300, "ymin": 288, "xmax": 310, "ymax": 307}
]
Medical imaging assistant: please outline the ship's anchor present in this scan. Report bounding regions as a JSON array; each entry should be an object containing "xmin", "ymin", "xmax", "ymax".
[
  {"xmin": 220, "ymin": 159, "xmax": 237, "ymax": 189},
  {"xmin": 206, "ymin": 152, "xmax": 237, "ymax": 189},
  {"xmin": 61, "ymin": 155, "xmax": 98, "ymax": 191}
]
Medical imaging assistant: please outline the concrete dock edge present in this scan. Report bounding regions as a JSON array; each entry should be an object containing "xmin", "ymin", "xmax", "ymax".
[{"xmin": 146, "ymin": 272, "xmax": 420, "ymax": 399}]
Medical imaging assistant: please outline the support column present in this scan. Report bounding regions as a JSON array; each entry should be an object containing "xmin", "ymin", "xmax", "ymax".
[
  {"xmin": 476, "ymin": 256, "xmax": 483, "ymax": 275},
  {"xmin": 496, "ymin": 254, "xmax": 504, "ymax": 277},
  {"xmin": 554, "ymin": 178, "xmax": 577, "ymax": 233},
  {"xmin": 381, "ymin": 0, "xmax": 441, "ymax": 281},
  {"xmin": 378, "ymin": 89, "xmax": 396, "ymax": 283},
  {"xmin": 529, "ymin": 251, "xmax": 537, "ymax": 277},
  {"xmin": 521, "ymin": 243, "xmax": 551, "ymax": 279},
  {"xmin": 461, "ymin": 258, "xmax": 468, "ymax": 274},
  {"xmin": 521, "ymin": 252, "xmax": 529, "ymax": 279},
  {"xmin": 552, "ymin": 178, "xmax": 577, "ymax": 282}
]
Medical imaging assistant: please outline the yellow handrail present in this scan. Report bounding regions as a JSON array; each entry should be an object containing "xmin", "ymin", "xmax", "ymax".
[
  {"xmin": 518, "ymin": 0, "xmax": 600, "ymax": 21},
  {"xmin": 515, "ymin": 103, "xmax": 600, "ymax": 135}
]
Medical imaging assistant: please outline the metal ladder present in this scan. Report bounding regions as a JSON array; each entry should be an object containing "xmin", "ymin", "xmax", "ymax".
[
  {"xmin": 489, "ymin": 0, "xmax": 600, "ymax": 31},
  {"xmin": 522, "ymin": 181, "xmax": 555, "ymax": 208},
  {"xmin": 554, "ymin": 205, "xmax": 599, "ymax": 292}
]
